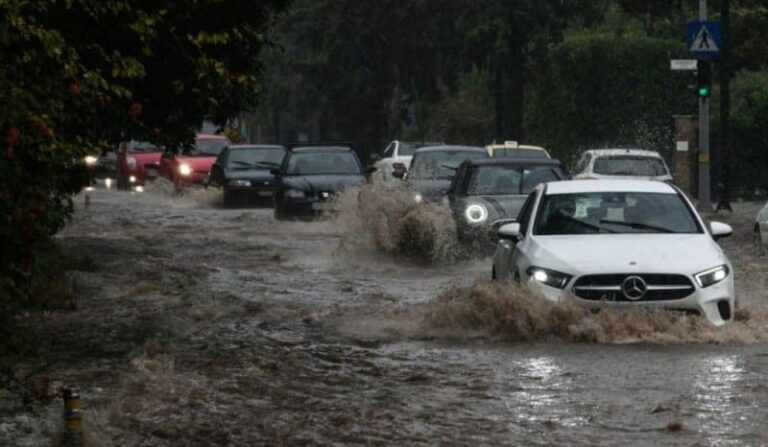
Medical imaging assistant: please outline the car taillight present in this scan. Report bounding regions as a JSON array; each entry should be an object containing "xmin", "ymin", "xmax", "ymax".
[{"xmin": 393, "ymin": 162, "xmax": 406, "ymax": 172}]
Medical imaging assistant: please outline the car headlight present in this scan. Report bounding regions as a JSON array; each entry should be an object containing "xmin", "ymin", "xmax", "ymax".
[
  {"xmin": 129, "ymin": 175, "xmax": 137, "ymax": 183},
  {"xmin": 229, "ymin": 180, "xmax": 251, "ymax": 187},
  {"xmin": 285, "ymin": 189, "xmax": 306, "ymax": 199},
  {"xmin": 695, "ymin": 265, "xmax": 729, "ymax": 288},
  {"xmin": 84, "ymin": 155, "xmax": 99, "ymax": 166},
  {"xmin": 465, "ymin": 204, "xmax": 488, "ymax": 223},
  {"xmin": 526, "ymin": 266, "xmax": 572, "ymax": 289},
  {"xmin": 414, "ymin": 193, "xmax": 423, "ymax": 203},
  {"xmin": 126, "ymin": 156, "xmax": 137, "ymax": 168},
  {"xmin": 178, "ymin": 163, "xmax": 193, "ymax": 176}
]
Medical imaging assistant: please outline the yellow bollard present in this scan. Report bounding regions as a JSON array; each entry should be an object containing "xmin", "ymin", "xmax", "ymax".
[{"xmin": 62, "ymin": 387, "xmax": 83, "ymax": 447}]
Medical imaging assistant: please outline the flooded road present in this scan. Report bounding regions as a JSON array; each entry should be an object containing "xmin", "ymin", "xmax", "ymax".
[{"xmin": 3, "ymin": 182, "xmax": 768, "ymax": 446}]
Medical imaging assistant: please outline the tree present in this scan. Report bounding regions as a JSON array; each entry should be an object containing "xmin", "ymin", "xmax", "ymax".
[{"xmin": 0, "ymin": 0, "xmax": 289, "ymax": 354}]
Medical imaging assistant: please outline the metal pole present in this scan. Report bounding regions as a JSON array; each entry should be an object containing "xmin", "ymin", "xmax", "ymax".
[
  {"xmin": 697, "ymin": 0, "xmax": 712, "ymax": 213},
  {"xmin": 716, "ymin": 0, "xmax": 733, "ymax": 212}
]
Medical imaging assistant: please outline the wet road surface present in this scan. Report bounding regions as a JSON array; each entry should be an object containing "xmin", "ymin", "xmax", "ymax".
[{"xmin": 2, "ymin": 181, "xmax": 768, "ymax": 446}]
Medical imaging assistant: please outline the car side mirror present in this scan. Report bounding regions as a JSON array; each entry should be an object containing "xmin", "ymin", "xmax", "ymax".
[
  {"xmin": 391, "ymin": 170, "xmax": 405, "ymax": 179},
  {"xmin": 497, "ymin": 222, "xmax": 521, "ymax": 240},
  {"xmin": 710, "ymin": 221, "xmax": 733, "ymax": 241}
]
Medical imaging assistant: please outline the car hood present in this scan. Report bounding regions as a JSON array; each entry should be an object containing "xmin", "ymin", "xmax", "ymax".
[
  {"xmin": 282, "ymin": 174, "xmax": 366, "ymax": 192},
  {"xmin": 533, "ymin": 234, "xmax": 727, "ymax": 275},
  {"xmin": 407, "ymin": 179, "xmax": 452, "ymax": 198},
  {"xmin": 458, "ymin": 195, "xmax": 527, "ymax": 221},
  {"xmin": 175, "ymin": 156, "xmax": 217, "ymax": 171},
  {"xmin": 225, "ymin": 169, "xmax": 273, "ymax": 182}
]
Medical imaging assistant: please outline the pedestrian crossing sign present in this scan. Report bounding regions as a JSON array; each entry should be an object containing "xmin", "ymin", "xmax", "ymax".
[{"xmin": 687, "ymin": 21, "xmax": 722, "ymax": 58}]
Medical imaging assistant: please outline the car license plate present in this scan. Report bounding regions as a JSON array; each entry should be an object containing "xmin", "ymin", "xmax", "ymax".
[
  {"xmin": 146, "ymin": 168, "xmax": 158, "ymax": 178},
  {"xmin": 258, "ymin": 190, "xmax": 273, "ymax": 197}
]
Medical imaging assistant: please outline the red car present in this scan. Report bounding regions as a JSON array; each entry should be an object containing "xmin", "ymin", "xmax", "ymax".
[
  {"xmin": 158, "ymin": 134, "xmax": 231, "ymax": 188},
  {"xmin": 116, "ymin": 140, "xmax": 164, "ymax": 189}
]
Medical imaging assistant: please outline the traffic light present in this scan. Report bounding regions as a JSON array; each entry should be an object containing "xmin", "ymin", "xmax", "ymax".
[{"xmin": 697, "ymin": 61, "xmax": 711, "ymax": 98}]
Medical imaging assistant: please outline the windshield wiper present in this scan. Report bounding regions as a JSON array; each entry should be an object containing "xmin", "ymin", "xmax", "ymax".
[
  {"xmin": 599, "ymin": 219, "xmax": 675, "ymax": 233},
  {"xmin": 254, "ymin": 161, "xmax": 280, "ymax": 168},
  {"xmin": 560, "ymin": 215, "xmax": 616, "ymax": 233}
]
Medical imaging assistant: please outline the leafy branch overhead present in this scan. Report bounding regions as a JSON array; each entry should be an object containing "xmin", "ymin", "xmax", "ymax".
[{"xmin": 0, "ymin": 0, "xmax": 290, "ymax": 355}]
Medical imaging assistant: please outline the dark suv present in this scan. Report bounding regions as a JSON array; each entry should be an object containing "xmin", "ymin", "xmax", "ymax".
[{"xmin": 448, "ymin": 157, "xmax": 568, "ymax": 245}]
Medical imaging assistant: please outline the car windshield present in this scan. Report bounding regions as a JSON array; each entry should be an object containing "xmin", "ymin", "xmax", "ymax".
[
  {"xmin": 466, "ymin": 165, "xmax": 560, "ymax": 195},
  {"xmin": 130, "ymin": 141, "xmax": 163, "ymax": 153},
  {"xmin": 492, "ymin": 148, "xmax": 548, "ymax": 159},
  {"xmin": 187, "ymin": 138, "xmax": 230, "ymax": 156},
  {"xmin": 534, "ymin": 192, "xmax": 701, "ymax": 235},
  {"xmin": 286, "ymin": 151, "xmax": 361, "ymax": 175},
  {"xmin": 593, "ymin": 156, "xmax": 668, "ymax": 177},
  {"xmin": 409, "ymin": 150, "xmax": 486, "ymax": 179},
  {"xmin": 227, "ymin": 147, "xmax": 285, "ymax": 170}
]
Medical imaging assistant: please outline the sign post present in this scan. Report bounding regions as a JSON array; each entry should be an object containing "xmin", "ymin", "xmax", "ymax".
[{"xmin": 687, "ymin": 1, "xmax": 721, "ymax": 213}]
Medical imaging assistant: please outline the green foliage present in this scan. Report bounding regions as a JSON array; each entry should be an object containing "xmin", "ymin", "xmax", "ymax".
[
  {"xmin": 524, "ymin": 29, "xmax": 694, "ymax": 164},
  {"xmin": 730, "ymin": 69, "xmax": 768, "ymax": 192},
  {"xmin": 0, "ymin": 0, "xmax": 288, "ymax": 354},
  {"xmin": 423, "ymin": 68, "xmax": 495, "ymax": 145}
]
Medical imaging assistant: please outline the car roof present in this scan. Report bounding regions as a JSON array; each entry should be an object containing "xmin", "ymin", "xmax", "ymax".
[
  {"xmin": 584, "ymin": 148, "xmax": 663, "ymax": 157},
  {"xmin": 464, "ymin": 158, "xmax": 563, "ymax": 167},
  {"xmin": 290, "ymin": 146, "xmax": 353, "ymax": 153},
  {"xmin": 485, "ymin": 144, "xmax": 547, "ymax": 151},
  {"xmin": 228, "ymin": 144, "xmax": 284, "ymax": 150},
  {"xmin": 413, "ymin": 145, "xmax": 486, "ymax": 154},
  {"xmin": 544, "ymin": 179, "xmax": 676, "ymax": 195}
]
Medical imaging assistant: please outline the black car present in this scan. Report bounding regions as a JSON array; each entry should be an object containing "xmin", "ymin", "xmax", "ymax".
[
  {"xmin": 208, "ymin": 144, "xmax": 286, "ymax": 206},
  {"xmin": 448, "ymin": 158, "xmax": 568, "ymax": 245},
  {"xmin": 272, "ymin": 144, "xmax": 373, "ymax": 220},
  {"xmin": 405, "ymin": 145, "xmax": 488, "ymax": 203}
]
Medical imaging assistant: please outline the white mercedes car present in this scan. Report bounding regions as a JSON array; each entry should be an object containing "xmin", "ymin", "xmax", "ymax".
[{"xmin": 492, "ymin": 179, "xmax": 735, "ymax": 325}]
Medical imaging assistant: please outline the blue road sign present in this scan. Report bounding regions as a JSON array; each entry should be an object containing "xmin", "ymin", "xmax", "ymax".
[{"xmin": 687, "ymin": 21, "xmax": 722, "ymax": 58}]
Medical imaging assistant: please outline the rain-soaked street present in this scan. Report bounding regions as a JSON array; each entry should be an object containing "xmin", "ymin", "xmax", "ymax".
[{"xmin": 3, "ymin": 181, "xmax": 768, "ymax": 446}]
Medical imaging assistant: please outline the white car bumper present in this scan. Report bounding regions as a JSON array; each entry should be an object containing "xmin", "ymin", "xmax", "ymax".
[{"xmin": 526, "ymin": 275, "xmax": 735, "ymax": 326}]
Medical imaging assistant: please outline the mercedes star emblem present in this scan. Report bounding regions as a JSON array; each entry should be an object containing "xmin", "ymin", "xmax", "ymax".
[{"xmin": 621, "ymin": 275, "xmax": 647, "ymax": 301}]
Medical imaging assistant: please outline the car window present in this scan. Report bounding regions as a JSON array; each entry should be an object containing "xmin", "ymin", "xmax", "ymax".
[
  {"xmin": 286, "ymin": 151, "xmax": 361, "ymax": 175},
  {"xmin": 409, "ymin": 150, "xmax": 487, "ymax": 180},
  {"xmin": 493, "ymin": 148, "xmax": 547, "ymax": 159},
  {"xmin": 534, "ymin": 192, "xmax": 701, "ymax": 235},
  {"xmin": 184, "ymin": 138, "xmax": 231, "ymax": 156},
  {"xmin": 522, "ymin": 167, "xmax": 560, "ymax": 193},
  {"xmin": 227, "ymin": 147, "xmax": 285, "ymax": 169},
  {"xmin": 575, "ymin": 154, "xmax": 589, "ymax": 173},
  {"xmin": 592, "ymin": 156, "xmax": 668, "ymax": 177},
  {"xmin": 517, "ymin": 191, "xmax": 538, "ymax": 237},
  {"xmin": 467, "ymin": 165, "xmax": 522, "ymax": 195},
  {"xmin": 129, "ymin": 141, "xmax": 163, "ymax": 153},
  {"xmin": 398, "ymin": 142, "xmax": 418, "ymax": 156}
]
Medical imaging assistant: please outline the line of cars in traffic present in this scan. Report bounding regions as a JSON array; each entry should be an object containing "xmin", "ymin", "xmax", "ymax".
[
  {"xmin": 369, "ymin": 139, "xmax": 735, "ymax": 326},
  {"xmin": 90, "ymin": 136, "xmax": 738, "ymax": 325}
]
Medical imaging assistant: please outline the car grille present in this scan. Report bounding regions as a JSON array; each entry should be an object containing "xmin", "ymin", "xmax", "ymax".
[{"xmin": 572, "ymin": 274, "xmax": 694, "ymax": 302}]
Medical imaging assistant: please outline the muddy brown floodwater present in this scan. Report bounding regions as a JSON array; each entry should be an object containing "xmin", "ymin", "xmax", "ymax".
[{"xmin": 2, "ymin": 181, "xmax": 768, "ymax": 446}]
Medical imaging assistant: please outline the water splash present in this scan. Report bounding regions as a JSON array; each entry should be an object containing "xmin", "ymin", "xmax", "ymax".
[
  {"xmin": 425, "ymin": 281, "xmax": 768, "ymax": 344},
  {"xmin": 330, "ymin": 182, "xmax": 460, "ymax": 262}
]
